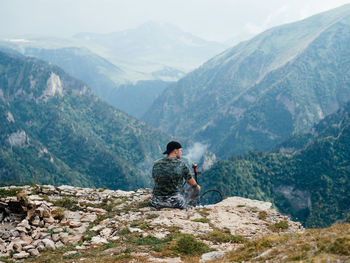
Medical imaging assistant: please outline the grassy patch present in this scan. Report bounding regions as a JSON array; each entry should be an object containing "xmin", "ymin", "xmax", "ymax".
[
  {"xmin": 202, "ymin": 230, "xmax": 246, "ymax": 244},
  {"xmin": 328, "ymin": 237, "xmax": 350, "ymax": 255},
  {"xmin": 53, "ymin": 197, "xmax": 79, "ymax": 211},
  {"xmin": 132, "ymin": 235, "xmax": 171, "ymax": 252},
  {"xmin": 225, "ymin": 223, "xmax": 350, "ymax": 262},
  {"xmin": 83, "ymin": 225, "xmax": 97, "ymax": 242},
  {"xmin": 173, "ymin": 234, "xmax": 211, "ymax": 256},
  {"xmin": 269, "ymin": 220, "xmax": 289, "ymax": 232},
  {"xmin": 258, "ymin": 211, "xmax": 267, "ymax": 220},
  {"xmin": 0, "ymin": 256, "xmax": 14, "ymax": 263},
  {"xmin": 198, "ymin": 208, "xmax": 210, "ymax": 217},
  {"xmin": 192, "ymin": 218, "xmax": 210, "ymax": 224},
  {"xmin": 114, "ymin": 254, "xmax": 131, "ymax": 260},
  {"xmin": 0, "ymin": 187, "xmax": 23, "ymax": 197},
  {"xmin": 146, "ymin": 214, "xmax": 159, "ymax": 219}
]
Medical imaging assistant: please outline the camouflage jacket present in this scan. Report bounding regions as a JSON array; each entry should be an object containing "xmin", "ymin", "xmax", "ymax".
[{"xmin": 152, "ymin": 157, "xmax": 192, "ymax": 197}]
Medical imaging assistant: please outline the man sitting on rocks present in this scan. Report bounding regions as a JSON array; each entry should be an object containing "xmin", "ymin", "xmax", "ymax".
[{"xmin": 150, "ymin": 141, "xmax": 201, "ymax": 209}]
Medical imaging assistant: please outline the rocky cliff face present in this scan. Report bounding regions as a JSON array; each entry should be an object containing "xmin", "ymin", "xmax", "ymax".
[{"xmin": 0, "ymin": 185, "xmax": 303, "ymax": 262}]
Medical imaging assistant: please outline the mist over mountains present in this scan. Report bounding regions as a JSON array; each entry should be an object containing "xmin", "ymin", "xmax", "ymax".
[
  {"xmin": 73, "ymin": 21, "xmax": 228, "ymax": 73},
  {"xmin": 0, "ymin": 21, "xmax": 227, "ymax": 118}
]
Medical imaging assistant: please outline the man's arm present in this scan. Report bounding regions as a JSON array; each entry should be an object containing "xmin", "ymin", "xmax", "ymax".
[{"xmin": 186, "ymin": 177, "xmax": 200, "ymax": 191}]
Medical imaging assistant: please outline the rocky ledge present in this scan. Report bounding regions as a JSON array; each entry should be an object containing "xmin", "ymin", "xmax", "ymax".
[{"xmin": 0, "ymin": 185, "xmax": 303, "ymax": 262}]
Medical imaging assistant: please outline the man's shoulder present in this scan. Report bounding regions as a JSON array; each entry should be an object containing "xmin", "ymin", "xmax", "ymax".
[{"xmin": 154, "ymin": 158, "xmax": 186, "ymax": 165}]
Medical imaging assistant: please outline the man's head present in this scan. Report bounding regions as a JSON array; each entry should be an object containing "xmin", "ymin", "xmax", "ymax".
[{"xmin": 163, "ymin": 141, "xmax": 182, "ymax": 159}]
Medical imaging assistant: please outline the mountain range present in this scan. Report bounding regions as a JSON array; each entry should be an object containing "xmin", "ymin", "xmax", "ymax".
[
  {"xmin": 0, "ymin": 21, "xmax": 227, "ymax": 118},
  {"xmin": 0, "ymin": 50, "xmax": 169, "ymax": 190},
  {"xmin": 17, "ymin": 46, "xmax": 174, "ymax": 118},
  {"xmin": 143, "ymin": 4, "xmax": 350, "ymax": 158},
  {"xmin": 73, "ymin": 21, "xmax": 228, "ymax": 73}
]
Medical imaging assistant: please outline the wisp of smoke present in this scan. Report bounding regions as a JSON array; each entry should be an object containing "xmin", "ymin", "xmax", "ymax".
[{"xmin": 183, "ymin": 142, "xmax": 208, "ymax": 165}]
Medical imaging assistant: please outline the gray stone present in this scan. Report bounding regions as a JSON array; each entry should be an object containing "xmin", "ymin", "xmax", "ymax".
[
  {"xmin": 43, "ymin": 216, "xmax": 55, "ymax": 224},
  {"xmin": 100, "ymin": 228, "xmax": 112, "ymax": 238},
  {"xmin": 91, "ymin": 236, "xmax": 108, "ymax": 245},
  {"xmin": 31, "ymin": 216, "xmax": 40, "ymax": 226},
  {"xmin": 42, "ymin": 238, "xmax": 56, "ymax": 250},
  {"xmin": 22, "ymin": 245, "xmax": 35, "ymax": 251},
  {"xmin": 53, "ymin": 227, "xmax": 63, "ymax": 233},
  {"xmin": 18, "ymin": 219, "xmax": 31, "ymax": 230},
  {"xmin": 69, "ymin": 220, "xmax": 82, "ymax": 228},
  {"xmin": 21, "ymin": 235, "xmax": 33, "ymax": 245},
  {"xmin": 12, "ymin": 251, "xmax": 30, "ymax": 259},
  {"xmin": 52, "ymin": 233, "xmax": 60, "ymax": 242},
  {"xmin": 37, "ymin": 244, "xmax": 45, "ymax": 251},
  {"xmin": 40, "ymin": 232, "xmax": 51, "ymax": 239},
  {"xmin": 13, "ymin": 242, "xmax": 22, "ymax": 252},
  {"xmin": 200, "ymin": 251, "xmax": 226, "ymax": 262},
  {"xmin": 55, "ymin": 241, "xmax": 64, "ymax": 248},
  {"xmin": 59, "ymin": 232, "xmax": 69, "ymax": 244},
  {"xmin": 28, "ymin": 248, "xmax": 40, "ymax": 256},
  {"xmin": 63, "ymin": 250, "xmax": 77, "ymax": 256}
]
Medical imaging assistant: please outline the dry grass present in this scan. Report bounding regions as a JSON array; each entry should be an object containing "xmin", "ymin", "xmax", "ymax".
[{"xmin": 226, "ymin": 223, "xmax": 350, "ymax": 262}]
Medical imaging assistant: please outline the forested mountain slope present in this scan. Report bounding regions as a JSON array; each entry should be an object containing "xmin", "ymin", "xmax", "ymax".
[
  {"xmin": 0, "ymin": 51, "xmax": 169, "ymax": 190},
  {"xmin": 200, "ymin": 99, "xmax": 350, "ymax": 227}
]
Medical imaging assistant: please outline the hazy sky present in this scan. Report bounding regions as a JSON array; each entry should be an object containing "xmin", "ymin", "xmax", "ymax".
[{"xmin": 1, "ymin": 0, "xmax": 350, "ymax": 42}]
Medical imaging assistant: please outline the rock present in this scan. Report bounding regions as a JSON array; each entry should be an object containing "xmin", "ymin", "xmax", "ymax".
[
  {"xmin": 52, "ymin": 234, "xmax": 60, "ymax": 242},
  {"xmin": 59, "ymin": 232, "xmax": 69, "ymax": 244},
  {"xmin": 37, "ymin": 244, "xmax": 45, "ymax": 252},
  {"xmin": 43, "ymin": 216, "xmax": 55, "ymax": 224},
  {"xmin": 42, "ymin": 238, "xmax": 55, "ymax": 250},
  {"xmin": 18, "ymin": 219, "xmax": 30, "ymax": 230},
  {"xmin": 21, "ymin": 235, "xmax": 33, "ymax": 245},
  {"xmin": 31, "ymin": 229, "xmax": 41, "ymax": 239},
  {"xmin": 53, "ymin": 227, "xmax": 63, "ymax": 233},
  {"xmin": 12, "ymin": 251, "xmax": 30, "ymax": 259},
  {"xmin": 16, "ymin": 226, "xmax": 27, "ymax": 233},
  {"xmin": 69, "ymin": 220, "xmax": 82, "ymax": 228},
  {"xmin": 0, "ymin": 244, "xmax": 5, "ymax": 253},
  {"xmin": 75, "ymin": 245, "xmax": 86, "ymax": 250},
  {"xmin": 91, "ymin": 236, "xmax": 108, "ymax": 245},
  {"xmin": 148, "ymin": 257, "xmax": 183, "ymax": 262},
  {"xmin": 200, "ymin": 251, "xmax": 226, "ymax": 262},
  {"xmin": 91, "ymin": 225, "xmax": 104, "ymax": 232},
  {"xmin": 28, "ymin": 248, "xmax": 40, "ymax": 256},
  {"xmin": 31, "ymin": 216, "xmax": 40, "ymax": 226},
  {"xmin": 39, "ymin": 220, "xmax": 45, "ymax": 228},
  {"xmin": 40, "ymin": 232, "xmax": 51, "ymax": 239},
  {"xmin": 13, "ymin": 242, "xmax": 22, "ymax": 252},
  {"xmin": 22, "ymin": 245, "xmax": 35, "ymax": 251},
  {"xmin": 36, "ymin": 206, "xmax": 51, "ymax": 218},
  {"xmin": 100, "ymin": 228, "xmax": 112, "ymax": 238},
  {"xmin": 32, "ymin": 240, "xmax": 43, "ymax": 247},
  {"xmin": 65, "ymin": 233, "xmax": 82, "ymax": 245},
  {"xmin": 55, "ymin": 241, "xmax": 64, "ymax": 248},
  {"xmin": 215, "ymin": 197, "xmax": 272, "ymax": 211},
  {"xmin": 81, "ymin": 213, "xmax": 97, "ymax": 222},
  {"xmin": 129, "ymin": 227, "xmax": 143, "ymax": 233},
  {"xmin": 87, "ymin": 207, "xmax": 106, "ymax": 214},
  {"xmin": 63, "ymin": 250, "xmax": 77, "ymax": 256}
]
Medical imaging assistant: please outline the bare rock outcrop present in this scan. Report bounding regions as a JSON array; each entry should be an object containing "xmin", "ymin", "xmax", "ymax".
[{"xmin": 0, "ymin": 185, "xmax": 303, "ymax": 261}]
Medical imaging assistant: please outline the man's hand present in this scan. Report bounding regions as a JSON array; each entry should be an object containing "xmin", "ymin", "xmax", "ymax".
[{"xmin": 186, "ymin": 177, "xmax": 200, "ymax": 192}]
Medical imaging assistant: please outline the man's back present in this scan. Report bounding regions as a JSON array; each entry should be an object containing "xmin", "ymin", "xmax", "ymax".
[{"xmin": 152, "ymin": 157, "xmax": 191, "ymax": 196}]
